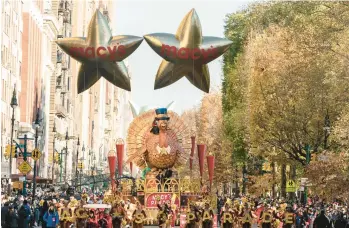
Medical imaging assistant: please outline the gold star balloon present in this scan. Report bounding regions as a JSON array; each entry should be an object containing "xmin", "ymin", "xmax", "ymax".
[
  {"xmin": 144, "ymin": 9, "xmax": 233, "ymax": 93},
  {"xmin": 56, "ymin": 10, "xmax": 143, "ymax": 94}
]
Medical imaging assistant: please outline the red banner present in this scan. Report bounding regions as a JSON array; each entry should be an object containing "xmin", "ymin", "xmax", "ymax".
[
  {"xmin": 145, "ymin": 193, "xmax": 180, "ymax": 208},
  {"xmin": 107, "ymin": 154, "xmax": 116, "ymax": 190},
  {"xmin": 116, "ymin": 144, "xmax": 124, "ymax": 176},
  {"xmin": 197, "ymin": 144, "xmax": 206, "ymax": 177},
  {"xmin": 190, "ymin": 136, "xmax": 196, "ymax": 171},
  {"xmin": 206, "ymin": 155, "xmax": 215, "ymax": 188}
]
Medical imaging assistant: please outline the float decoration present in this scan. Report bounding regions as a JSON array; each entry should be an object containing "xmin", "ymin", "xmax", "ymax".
[
  {"xmin": 144, "ymin": 8, "xmax": 233, "ymax": 93},
  {"xmin": 56, "ymin": 10, "xmax": 143, "ymax": 94},
  {"xmin": 197, "ymin": 144, "xmax": 206, "ymax": 178},
  {"xmin": 126, "ymin": 108, "xmax": 191, "ymax": 173},
  {"xmin": 108, "ymin": 150, "xmax": 117, "ymax": 190},
  {"xmin": 116, "ymin": 138, "xmax": 124, "ymax": 176}
]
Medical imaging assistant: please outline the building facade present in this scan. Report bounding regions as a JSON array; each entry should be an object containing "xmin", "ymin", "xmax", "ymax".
[
  {"xmin": 1, "ymin": 0, "xmax": 23, "ymax": 183},
  {"xmin": 60, "ymin": 0, "xmax": 133, "ymax": 186}
]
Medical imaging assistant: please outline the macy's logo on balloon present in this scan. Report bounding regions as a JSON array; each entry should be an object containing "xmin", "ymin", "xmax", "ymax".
[
  {"xmin": 160, "ymin": 44, "xmax": 217, "ymax": 60},
  {"xmin": 69, "ymin": 45, "xmax": 126, "ymax": 61}
]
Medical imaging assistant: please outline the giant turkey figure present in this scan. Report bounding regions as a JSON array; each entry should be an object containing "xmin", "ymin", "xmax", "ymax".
[{"xmin": 127, "ymin": 108, "xmax": 191, "ymax": 174}]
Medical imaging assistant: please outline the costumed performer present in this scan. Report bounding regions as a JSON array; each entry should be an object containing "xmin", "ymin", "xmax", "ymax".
[
  {"xmin": 202, "ymin": 201, "xmax": 214, "ymax": 228},
  {"xmin": 132, "ymin": 202, "xmax": 147, "ymax": 228}
]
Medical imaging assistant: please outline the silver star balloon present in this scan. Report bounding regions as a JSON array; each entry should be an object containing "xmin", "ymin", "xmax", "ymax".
[
  {"xmin": 56, "ymin": 10, "xmax": 143, "ymax": 94},
  {"xmin": 144, "ymin": 9, "xmax": 233, "ymax": 93}
]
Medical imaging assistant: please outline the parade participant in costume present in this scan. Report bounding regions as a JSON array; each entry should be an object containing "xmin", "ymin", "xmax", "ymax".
[
  {"xmin": 75, "ymin": 200, "xmax": 88, "ymax": 228},
  {"xmin": 124, "ymin": 199, "xmax": 136, "ymax": 227},
  {"xmin": 111, "ymin": 201, "xmax": 126, "ymax": 228},
  {"xmin": 82, "ymin": 190, "xmax": 88, "ymax": 202},
  {"xmin": 132, "ymin": 202, "xmax": 147, "ymax": 228},
  {"xmin": 98, "ymin": 209, "xmax": 113, "ymax": 228},
  {"xmin": 86, "ymin": 210, "xmax": 99, "ymax": 228},
  {"xmin": 185, "ymin": 202, "xmax": 199, "ymax": 228},
  {"xmin": 239, "ymin": 203, "xmax": 256, "ymax": 228},
  {"xmin": 202, "ymin": 201, "xmax": 214, "ymax": 228},
  {"xmin": 59, "ymin": 201, "xmax": 73, "ymax": 228},
  {"xmin": 170, "ymin": 204, "xmax": 179, "ymax": 228},
  {"xmin": 157, "ymin": 202, "xmax": 170, "ymax": 228},
  {"xmin": 259, "ymin": 204, "xmax": 273, "ymax": 228},
  {"xmin": 282, "ymin": 206, "xmax": 295, "ymax": 228},
  {"xmin": 220, "ymin": 202, "xmax": 234, "ymax": 228}
]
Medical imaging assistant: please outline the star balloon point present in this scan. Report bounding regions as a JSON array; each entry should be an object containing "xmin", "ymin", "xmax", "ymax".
[{"xmin": 56, "ymin": 9, "xmax": 142, "ymax": 94}]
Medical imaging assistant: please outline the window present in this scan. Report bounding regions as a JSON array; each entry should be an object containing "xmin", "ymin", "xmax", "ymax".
[
  {"xmin": 18, "ymin": 62, "xmax": 21, "ymax": 78},
  {"xmin": 67, "ymin": 77, "xmax": 70, "ymax": 91}
]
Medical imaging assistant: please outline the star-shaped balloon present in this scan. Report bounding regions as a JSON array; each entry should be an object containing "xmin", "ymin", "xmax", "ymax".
[
  {"xmin": 144, "ymin": 9, "xmax": 233, "ymax": 93},
  {"xmin": 56, "ymin": 10, "xmax": 143, "ymax": 94}
]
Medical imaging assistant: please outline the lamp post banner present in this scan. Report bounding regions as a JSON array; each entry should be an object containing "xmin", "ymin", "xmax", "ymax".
[
  {"xmin": 197, "ymin": 144, "xmax": 206, "ymax": 178},
  {"xmin": 116, "ymin": 144, "xmax": 124, "ymax": 176}
]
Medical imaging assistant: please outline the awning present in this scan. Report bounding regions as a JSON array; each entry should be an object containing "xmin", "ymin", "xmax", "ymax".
[{"xmin": 10, "ymin": 174, "xmax": 53, "ymax": 183}]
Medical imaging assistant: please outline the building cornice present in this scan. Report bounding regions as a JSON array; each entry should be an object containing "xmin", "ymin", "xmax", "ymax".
[{"xmin": 43, "ymin": 13, "xmax": 60, "ymax": 34}]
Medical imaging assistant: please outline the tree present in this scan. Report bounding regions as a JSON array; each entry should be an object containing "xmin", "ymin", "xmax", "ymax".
[{"xmin": 305, "ymin": 152, "xmax": 349, "ymax": 200}]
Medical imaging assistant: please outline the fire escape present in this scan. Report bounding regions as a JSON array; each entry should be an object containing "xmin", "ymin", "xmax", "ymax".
[{"xmin": 56, "ymin": 0, "xmax": 72, "ymax": 119}]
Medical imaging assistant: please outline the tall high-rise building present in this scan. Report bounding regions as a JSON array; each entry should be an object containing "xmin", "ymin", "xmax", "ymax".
[
  {"xmin": 48, "ymin": 0, "xmax": 75, "ymax": 184},
  {"xmin": 1, "ymin": 0, "xmax": 23, "ymax": 183},
  {"xmin": 41, "ymin": 0, "xmax": 60, "ymax": 179}
]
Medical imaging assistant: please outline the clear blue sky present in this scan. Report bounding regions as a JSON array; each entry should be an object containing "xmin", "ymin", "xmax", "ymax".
[{"xmin": 112, "ymin": 0, "xmax": 255, "ymax": 113}]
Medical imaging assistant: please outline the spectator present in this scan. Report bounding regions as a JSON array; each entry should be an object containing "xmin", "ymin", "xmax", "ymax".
[
  {"xmin": 43, "ymin": 204, "xmax": 59, "ymax": 228},
  {"xmin": 1, "ymin": 202, "xmax": 9, "ymax": 227},
  {"xmin": 5, "ymin": 205, "xmax": 19, "ymax": 228},
  {"xmin": 313, "ymin": 210, "xmax": 331, "ymax": 228},
  {"xmin": 18, "ymin": 200, "xmax": 31, "ymax": 228}
]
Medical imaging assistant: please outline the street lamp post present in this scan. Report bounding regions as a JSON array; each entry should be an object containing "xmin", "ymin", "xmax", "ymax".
[
  {"xmin": 52, "ymin": 121, "xmax": 56, "ymax": 183},
  {"xmin": 58, "ymin": 149, "xmax": 65, "ymax": 183},
  {"xmin": 33, "ymin": 108, "xmax": 41, "ymax": 203},
  {"xmin": 324, "ymin": 111, "xmax": 330, "ymax": 150},
  {"xmin": 8, "ymin": 86, "xmax": 18, "ymax": 195},
  {"xmin": 80, "ymin": 143, "xmax": 85, "ymax": 191},
  {"xmin": 75, "ymin": 137, "xmax": 80, "ymax": 188},
  {"xmin": 64, "ymin": 128, "xmax": 69, "ymax": 182}
]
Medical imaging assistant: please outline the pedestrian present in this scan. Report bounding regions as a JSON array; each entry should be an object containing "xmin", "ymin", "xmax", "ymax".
[
  {"xmin": 5, "ymin": 205, "xmax": 19, "ymax": 228},
  {"xmin": 43, "ymin": 204, "xmax": 59, "ymax": 228},
  {"xmin": 41, "ymin": 200, "xmax": 49, "ymax": 228},
  {"xmin": 313, "ymin": 209, "xmax": 331, "ymax": 228},
  {"xmin": 334, "ymin": 212, "xmax": 348, "ymax": 228},
  {"xmin": 18, "ymin": 200, "xmax": 31, "ymax": 228},
  {"xmin": 1, "ymin": 202, "xmax": 10, "ymax": 227}
]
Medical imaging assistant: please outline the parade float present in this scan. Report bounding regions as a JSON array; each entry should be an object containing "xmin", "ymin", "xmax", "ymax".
[
  {"xmin": 55, "ymin": 5, "xmax": 232, "ymax": 226},
  {"xmin": 99, "ymin": 107, "xmax": 216, "ymax": 226}
]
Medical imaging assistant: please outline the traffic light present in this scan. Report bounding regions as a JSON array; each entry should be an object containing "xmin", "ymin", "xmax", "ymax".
[
  {"xmin": 4, "ymin": 144, "xmax": 16, "ymax": 158},
  {"xmin": 77, "ymin": 162, "xmax": 84, "ymax": 169}
]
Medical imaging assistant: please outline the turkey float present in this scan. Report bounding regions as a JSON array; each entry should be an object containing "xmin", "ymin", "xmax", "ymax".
[{"xmin": 126, "ymin": 108, "xmax": 191, "ymax": 176}]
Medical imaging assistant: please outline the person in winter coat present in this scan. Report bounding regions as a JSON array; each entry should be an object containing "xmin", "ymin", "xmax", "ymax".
[
  {"xmin": 40, "ymin": 200, "xmax": 49, "ymax": 228},
  {"xmin": 1, "ymin": 202, "xmax": 9, "ymax": 227},
  {"xmin": 5, "ymin": 205, "xmax": 19, "ymax": 228},
  {"xmin": 313, "ymin": 210, "xmax": 331, "ymax": 228},
  {"xmin": 18, "ymin": 200, "xmax": 31, "ymax": 228},
  {"xmin": 334, "ymin": 213, "xmax": 348, "ymax": 228},
  {"xmin": 43, "ymin": 204, "xmax": 60, "ymax": 228}
]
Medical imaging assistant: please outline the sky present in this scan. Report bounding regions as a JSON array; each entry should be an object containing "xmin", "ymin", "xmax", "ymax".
[{"xmin": 112, "ymin": 0, "xmax": 256, "ymax": 113}]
